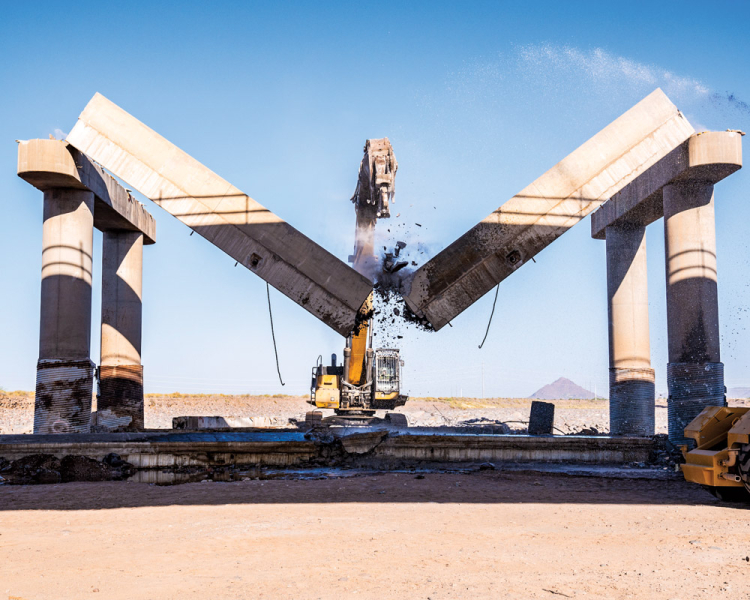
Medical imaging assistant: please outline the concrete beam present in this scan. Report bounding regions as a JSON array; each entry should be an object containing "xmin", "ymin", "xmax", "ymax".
[
  {"xmin": 591, "ymin": 131, "xmax": 742, "ymax": 239},
  {"xmin": 405, "ymin": 89, "xmax": 695, "ymax": 331},
  {"xmin": 18, "ymin": 139, "xmax": 156, "ymax": 244},
  {"xmin": 66, "ymin": 93, "xmax": 372, "ymax": 337}
]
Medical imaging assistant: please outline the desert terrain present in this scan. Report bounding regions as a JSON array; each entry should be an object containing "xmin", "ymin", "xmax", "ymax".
[
  {"xmin": 0, "ymin": 391, "xmax": 669, "ymax": 435},
  {"xmin": 1, "ymin": 470, "xmax": 748, "ymax": 600},
  {"xmin": 3, "ymin": 390, "xmax": 750, "ymax": 435}
]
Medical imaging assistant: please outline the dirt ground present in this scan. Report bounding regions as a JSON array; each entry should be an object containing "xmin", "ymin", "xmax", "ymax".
[
  {"xmin": 4, "ymin": 391, "xmax": 750, "ymax": 435},
  {"xmin": 1, "ymin": 471, "xmax": 749, "ymax": 600},
  {"xmin": 0, "ymin": 393, "xmax": 684, "ymax": 434}
]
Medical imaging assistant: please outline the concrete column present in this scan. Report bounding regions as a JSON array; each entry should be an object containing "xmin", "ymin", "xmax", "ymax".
[
  {"xmin": 663, "ymin": 181, "xmax": 725, "ymax": 445},
  {"xmin": 98, "ymin": 231, "xmax": 144, "ymax": 431},
  {"xmin": 35, "ymin": 188, "xmax": 95, "ymax": 434},
  {"xmin": 605, "ymin": 223, "xmax": 655, "ymax": 436}
]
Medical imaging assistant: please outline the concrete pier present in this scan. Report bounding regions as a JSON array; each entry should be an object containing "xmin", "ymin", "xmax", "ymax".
[
  {"xmin": 35, "ymin": 188, "xmax": 96, "ymax": 433},
  {"xmin": 99, "ymin": 231, "xmax": 144, "ymax": 431},
  {"xmin": 592, "ymin": 131, "xmax": 742, "ymax": 444},
  {"xmin": 19, "ymin": 139, "xmax": 156, "ymax": 434},
  {"xmin": 663, "ymin": 181, "xmax": 724, "ymax": 445},
  {"xmin": 605, "ymin": 223, "xmax": 655, "ymax": 436}
]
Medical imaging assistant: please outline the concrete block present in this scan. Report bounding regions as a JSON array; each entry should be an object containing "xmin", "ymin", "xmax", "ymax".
[{"xmin": 528, "ymin": 401, "xmax": 555, "ymax": 435}]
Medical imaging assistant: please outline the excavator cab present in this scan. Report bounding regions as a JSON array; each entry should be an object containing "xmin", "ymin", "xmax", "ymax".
[{"xmin": 373, "ymin": 349, "xmax": 404, "ymax": 407}]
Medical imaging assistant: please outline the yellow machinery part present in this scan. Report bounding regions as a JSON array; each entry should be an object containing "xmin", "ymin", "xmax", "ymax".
[
  {"xmin": 681, "ymin": 406, "xmax": 750, "ymax": 488},
  {"xmin": 347, "ymin": 294, "xmax": 372, "ymax": 386},
  {"xmin": 375, "ymin": 391, "xmax": 400, "ymax": 402},
  {"xmin": 682, "ymin": 449, "xmax": 737, "ymax": 487},
  {"xmin": 314, "ymin": 373, "xmax": 340, "ymax": 409},
  {"xmin": 727, "ymin": 409, "xmax": 750, "ymax": 449}
]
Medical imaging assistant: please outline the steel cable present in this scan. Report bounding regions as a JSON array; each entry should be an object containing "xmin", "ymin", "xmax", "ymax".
[{"xmin": 266, "ymin": 282, "xmax": 285, "ymax": 386}]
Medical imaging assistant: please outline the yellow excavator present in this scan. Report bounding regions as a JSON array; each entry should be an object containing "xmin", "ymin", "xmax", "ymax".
[
  {"xmin": 308, "ymin": 138, "xmax": 408, "ymax": 423},
  {"xmin": 681, "ymin": 406, "xmax": 750, "ymax": 502}
]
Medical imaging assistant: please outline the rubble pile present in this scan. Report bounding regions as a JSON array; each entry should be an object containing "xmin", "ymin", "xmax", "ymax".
[{"xmin": 0, "ymin": 452, "xmax": 135, "ymax": 485}]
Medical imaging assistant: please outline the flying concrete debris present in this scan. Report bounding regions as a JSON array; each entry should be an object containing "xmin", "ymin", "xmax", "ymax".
[
  {"xmin": 404, "ymin": 89, "xmax": 696, "ymax": 331},
  {"xmin": 66, "ymin": 93, "xmax": 372, "ymax": 337}
]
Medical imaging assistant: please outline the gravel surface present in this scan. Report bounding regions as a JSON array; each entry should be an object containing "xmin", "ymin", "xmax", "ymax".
[{"xmin": 3, "ymin": 392, "xmax": 748, "ymax": 434}]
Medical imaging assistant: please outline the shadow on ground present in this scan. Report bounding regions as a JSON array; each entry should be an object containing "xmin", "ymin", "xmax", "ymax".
[{"xmin": 1, "ymin": 470, "xmax": 747, "ymax": 512}]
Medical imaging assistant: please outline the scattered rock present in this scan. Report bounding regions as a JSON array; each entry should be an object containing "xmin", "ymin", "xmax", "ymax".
[
  {"xmin": 61, "ymin": 455, "xmax": 118, "ymax": 482},
  {"xmin": 102, "ymin": 453, "xmax": 127, "ymax": 468},
  {"xmin": 576, "ymin": 427, "xmax": 599, "ymax": 435},
  {"xmin": 2, "ymin": 454, "xmax": 62, "ymax": 484}
]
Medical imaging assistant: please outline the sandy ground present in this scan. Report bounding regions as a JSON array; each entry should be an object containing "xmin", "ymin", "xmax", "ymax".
[
  {"xmin": 1, "ymin": 471, "xmax": 749, "ymax": 600},
  {"xmin": 0, "ymin": 393, "xmax": 705, "ymax": 434}
]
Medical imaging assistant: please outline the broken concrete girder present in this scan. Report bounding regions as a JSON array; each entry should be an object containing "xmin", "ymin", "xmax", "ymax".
[
  {"xmin": 591, "ymin": 131, "xmax": 743, "ymax": 239},
  {"xmin": 66, "ymin": 93, "xmax": 372, "ymax": 337},
  {"xmin": 404, "ymin": 89, "xmax": 695, "ymax": 331},
  {"xmin": 17, "ymin": 139, "xmax": 156, "ymax": 244}
]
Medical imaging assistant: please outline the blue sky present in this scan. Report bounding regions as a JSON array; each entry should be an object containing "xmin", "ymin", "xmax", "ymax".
[{"xmin": 1, "ymin": 1, "xmax": 750, "ymax": 397}]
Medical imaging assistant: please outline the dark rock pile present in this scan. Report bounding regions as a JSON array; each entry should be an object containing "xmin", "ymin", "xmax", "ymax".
[{"xmin": 0, "ymin": 452, "xmax": 135, "ymax": 485}]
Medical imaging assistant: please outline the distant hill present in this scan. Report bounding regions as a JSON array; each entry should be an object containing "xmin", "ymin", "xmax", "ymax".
[
  {"xmin": 530, "ymin": 377, "xmax": 602, "ymax": 400},
  {"xmin": 728, "ymin": 387, "xmax": 750, "ymax": 399}
]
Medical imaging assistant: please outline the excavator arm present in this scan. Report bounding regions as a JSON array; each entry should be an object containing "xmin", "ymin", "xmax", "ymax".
[{"xmin": 345, "ymin": 138, "xmax": 398, "ymax": 387}]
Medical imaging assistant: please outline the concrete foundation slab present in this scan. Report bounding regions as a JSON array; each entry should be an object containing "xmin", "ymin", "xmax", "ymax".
[{"xmin": 0, "ymin": 431, "xmax": 654, "ymax": 471}]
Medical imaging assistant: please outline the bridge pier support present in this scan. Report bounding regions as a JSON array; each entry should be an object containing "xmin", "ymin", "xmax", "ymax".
[
  {"xmin": 605, "ymin": 223, "xmax": 655, "ymax": 436},
  {"xmin": 35, "ymin": 188, "xmax": 96, "ymax": 434},
  {"xmin": 663, "ymin": 181, "xmax": 724, "ymax": 446},
  {"xmin": 98, "ymin": 231, "xmax": 145, "ymax": 431}
]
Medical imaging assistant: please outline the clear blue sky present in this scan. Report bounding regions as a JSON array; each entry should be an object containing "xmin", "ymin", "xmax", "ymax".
[{"xmin": 2, "ymin": 1, "xmax": 750, "ymax": 398}]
